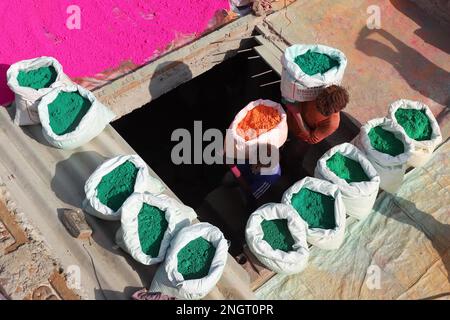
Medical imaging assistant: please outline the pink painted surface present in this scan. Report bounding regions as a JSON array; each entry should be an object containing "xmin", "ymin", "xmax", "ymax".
[{"xmin": 0, "ymin": 0, "xmax": 230, "ymax": 105}]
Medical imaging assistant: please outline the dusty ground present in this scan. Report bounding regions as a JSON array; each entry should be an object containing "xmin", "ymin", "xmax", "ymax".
[{"xmin": 0, "ymin": 181, "xmax": 82, "ymax": 300}]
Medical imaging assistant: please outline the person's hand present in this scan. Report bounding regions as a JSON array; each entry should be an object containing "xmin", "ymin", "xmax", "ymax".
[
  {"xmin": 297, "ymin": 131, "xmax": 310, "ymax": 141},
  {"xmin": 306, "ymin": 132, "xmax": 320, "ymax": 144}
]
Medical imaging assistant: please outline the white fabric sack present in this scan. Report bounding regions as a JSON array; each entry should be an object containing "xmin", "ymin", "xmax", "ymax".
[
  {"xmin": 224, "ymin": 99, "xmax": 287, "ymax": 160},
  {"xmin": 115, "ymin": 192, "xmax": 196, "ymax": 265},
  {"xmin": 7, "ymin": 57, "xmax": 73, "ymax": 126},
  {"xmin": 281, "ymin": 176, "xmax": 346, "ymax": 250},
  {"xmin": 149, "ymin": 222, "xmax": 228, "ymax": 300},
  {"xmin": 357, "ymin": 118, "xmax": 413, "ymax": 194},
  {"xmin": 83, "ymin": 155, "xmax": 165, "ymax": 221},
  {"xmin": 38, "ymin": 85, "xmax": 116, "ymax": 149},
  {"xmin": 245, "ymin": 203, "xmax": 309, "ymax": 274},
  {"xmin": 314, "ymin": 143, "xmax": 380, "ymax": 220},
  {"xmin": 281, "ymin": 44, "xmax": 347, "ymax": 102},
  {"xmin": 388, "ymin": 99, "xmax": 442, "ymax": 168}
]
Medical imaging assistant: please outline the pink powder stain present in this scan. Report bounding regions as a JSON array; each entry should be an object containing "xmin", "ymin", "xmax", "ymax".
[{"xmin": 0, "ymin": 0, "xmax": 230, "ymax": 105}]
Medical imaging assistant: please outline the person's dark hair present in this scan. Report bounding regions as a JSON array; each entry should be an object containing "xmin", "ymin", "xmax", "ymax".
[{"xmin": 316, "ymin": 85, "xmax": 349, "ymax": 116}]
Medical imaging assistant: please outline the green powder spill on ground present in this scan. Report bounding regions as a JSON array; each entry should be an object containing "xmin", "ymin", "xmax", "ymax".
[
  {"xmin": 177, "ymin": 237, "xmax": 216, "ymax": 280},
  {"xmin": 261, "ymin": 219, "xmax": 295, "ymax": 252},
  {"xmin": 291, "ymin": 188, "xmax": 335, "ymax": 229},
  {"xmin": 48, "ymin": 91, "xmax": 91, "ymax": 135},
  {"xmin": 96, "ymin": 161, "xmax": 138, "ymax": 212},
  {"xmin": 368, "ymin": 126, "xmax": 405, "ymax": 157},
  {"xmin": 17, "ymin": 66, "xmax": 57, "ymax": 89},
  {"xmin": 326, "ymin": 152, "xmax": 369, "ymax": 183},
  {"xmin": 294, "ymin": 50, "xmax": 339, "ymax": 76},
  {"xmin": 395, "ymin": 108, "xmax": 432, "ymax": 141},
  {"xmin": 137, "ymin": 203, "xmax": 168, "ymax": 257}
]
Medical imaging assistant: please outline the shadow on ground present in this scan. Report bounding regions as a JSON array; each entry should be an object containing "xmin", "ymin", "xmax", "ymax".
[
  {"xmin": 355, "ymin": 27, "xmax": 450, "ymax": 107},
  {"xmin": 390, "ymin": 0, "xmax": 450, "ymax": 54}
]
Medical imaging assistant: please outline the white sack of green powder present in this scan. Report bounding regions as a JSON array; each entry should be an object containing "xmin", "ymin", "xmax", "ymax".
[
  {"xmin": 115, "ymin": 192, "xmax": 196, "ymax": 265},
  {"xmin": 149, "ymin": 222, "xmax": 228, "ymax": 300},
  {"xmin": 388, "ymin": 99, "xmax": 442, "ymax": 168},
  {"xmin": 356, "ymin": 118, "xmax": 413, "ymax": 194},
  {"xmin": 315, "ymin": 143, "xmax": 380, "ymax": 220},
  {"xmin": 83, "ymin": 155, "xmax": 165, "ymax": 221},
  {"xmin": 245, "ymin": 203, "xmax": 309, "ymax": 274},
  {"xmin": 224, "ymin": 99, "xmax": 287, "ymax": 161},
  {"xmin": 7, "ymin": 57, "xmax": 73, "ymax": 126},
  {"xmin": 281, "ymin": 44, "xmax": 347, "ymax": 102},
  {"xmin": 37, "ymin": 85, "xmax": 116, "ymax": 150},
  {"xmin": 282, "ymin": 176, "xmax": 346, "ymax": 250}
]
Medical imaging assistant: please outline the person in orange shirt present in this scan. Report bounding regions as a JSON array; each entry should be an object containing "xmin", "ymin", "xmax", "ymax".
[{"xmin": 286, "ymin": 85, "xmax": 349, "ymax": 144}]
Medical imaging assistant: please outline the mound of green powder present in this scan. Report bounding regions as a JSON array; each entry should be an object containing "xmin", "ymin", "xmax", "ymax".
[
  {"xmin": 395, "ymin": 108, "xmax": 432, "ymax": 141},
  {"xmin": 294, "ymin": 50, "xmax": 340, "ymax": 76},
  {"xmin": 138, "ymin": 203, "xmax": 168, "ymax": 257},
  {"xmin": 177, "ymin": 237, "xmax": 216, "ymax": 280},
  {"xmin": 48, "ymin": 91, "xmax": 91, "ymax": 135},
  {"xmin": 326, "ymin": 152, "xmax": 369, "ymax": 183},
  {"xmin": 96, "ymin": 161, "xmax": 139, "ymax": 212},
  {"xmin": 261, "ymin": 219, "xmax": 295, "ymax": 252},
  {"xmin": 368, "ymin": 126, "xmax": 405, "ymax": 157},
  {"xmin": 17, "ymin": 66, "xmax": 57, "ymax": 89},
  {"xmin": 291, "ymin": 188, "xmax": 335, "ymax": 229}
]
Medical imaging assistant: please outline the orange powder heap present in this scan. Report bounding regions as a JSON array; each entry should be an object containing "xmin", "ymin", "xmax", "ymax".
[{"xmin": 237, "ymin": 105, "xmax": 281, "ymax": 141}]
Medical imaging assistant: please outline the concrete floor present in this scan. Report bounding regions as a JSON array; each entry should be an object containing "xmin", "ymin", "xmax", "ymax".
[{"xmin": 265, "ymin": 0, "xmax": 449, "ymax": 138}]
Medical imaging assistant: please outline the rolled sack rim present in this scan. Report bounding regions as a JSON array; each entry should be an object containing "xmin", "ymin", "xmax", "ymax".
[
  {"xmin": 85, "ymin": 154, "xmax": 150, "ymax": 218},
  {"xmin": 120, "ymin": 192, "xmax": 191, "ymax": 265},
  {"xmin": 164, "ymin": 222, "xmax": 228, "ymax": 295},
  {"xmin": 388, "ymin": 99, "xmax": 443, "ymax": 149},
  {"xmin": 315, "ymin": 142, "xmax": 381, "ymax": 197},
  {"xmin": 245, "ymin": 202, "xmax": 310, "ymax": 266},
  {"xmin": 282, "ymin": 44, "xmax": 348, "ymax": 87},
  {"xmin": 360, "ymin": 117, "xmax": 414, "ymax": 166},
  {"xmin": 37, "ymin": 84, "xmax": 106, "ymax": 141},
  {"xmin": 281, "ymin": 176, "xmax": 346, "ymax": 236},
  {"xmin": 6, "ymin": 56, "xmax": 66, "ymax": 96},
  {"xmin": 227, "ymin": 99, "xmax": 288, "ymax": 154}
]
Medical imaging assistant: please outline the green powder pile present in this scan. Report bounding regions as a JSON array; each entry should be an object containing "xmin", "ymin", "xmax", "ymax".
[
  {"xmin": 48, "ymin": 91, "xmax": 91, "ymax": 135},
  {"xmin": 17, "ymin": 66, "xmax": 57, "ymax": 89},
  {"xmin": 368, "ymin": 126, "xmax": 405, "ymax": 157},
  {"xmin": 395, "ymin": 108, "xmax": 432, "ymax": 141},
  {"xmin": 291, "ymin": 188, "xmax": 335, "ymax": 229},
  {"xmin": 326, "ymin": 152, "xmax": 369, "ymax": 183},
  {"xmin": 96, "ymin": 161, "xmax": 139, "ymax": 212},
  {"xmin": 261, "ymin": 219, "xmax": 295, "ymax": 252},
  {"xmin": 294, "ymin": 50, "xmax": 340, "ymax": 76},
  {"xmin": 177, "ymin": 237, "xmax": 216, "ymax": 280},
  {"xmin": 138, "ymin": 203, "xmax": 168, "ymax": 257}
]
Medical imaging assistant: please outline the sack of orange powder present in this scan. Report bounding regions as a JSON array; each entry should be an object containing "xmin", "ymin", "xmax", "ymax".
[{"xmin": 225, "ymin": 99, "xmax": 288, "ymax": 160}]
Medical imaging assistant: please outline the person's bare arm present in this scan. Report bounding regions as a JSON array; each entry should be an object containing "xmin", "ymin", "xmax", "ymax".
[{"xmin": 286, "ymin": 103, "xmax": 310, "ymax": 140}]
